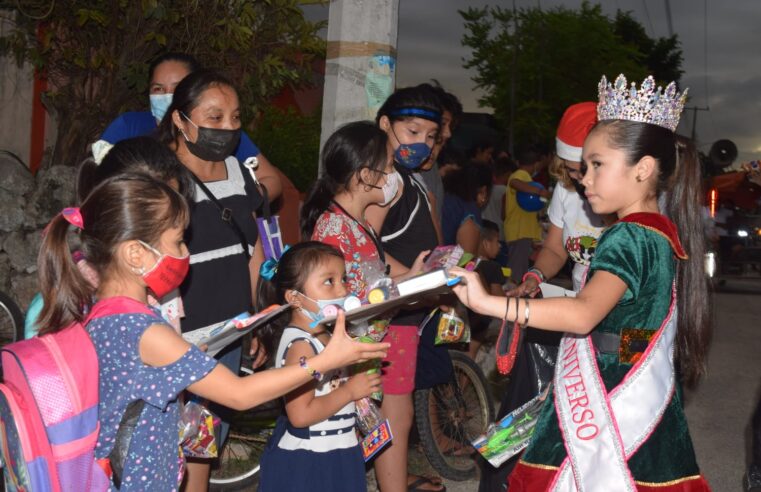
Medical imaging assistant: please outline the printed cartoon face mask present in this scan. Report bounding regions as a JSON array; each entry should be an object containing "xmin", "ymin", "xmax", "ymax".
[
  {"xmin": 139, "ymin": 240, "xmax": 190, "ymax": 299},
  {"xmin": 296, "ymin": 292, "xmax": 347, "ymax": 322}
]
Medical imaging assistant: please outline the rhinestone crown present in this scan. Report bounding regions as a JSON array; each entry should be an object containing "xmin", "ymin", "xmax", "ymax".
[{"xmin": 597, "ymin": 74, "xmax": 688, "ymax": 132}]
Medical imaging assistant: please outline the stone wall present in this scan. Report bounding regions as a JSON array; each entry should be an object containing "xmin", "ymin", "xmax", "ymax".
[{"xmin": 0, "ymin": 154, "xmax": 76, "ymax": 312}]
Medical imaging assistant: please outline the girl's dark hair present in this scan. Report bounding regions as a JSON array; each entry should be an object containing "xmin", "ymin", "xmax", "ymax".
[
  {"xmin": 595, "ymin": 120, "xmax": 711, "ymax": 387},
  {"xmin": 79, "ymin": 136, "xmax": 194, "ymax": 203},
  {"xmin": 148, "ymin": 52, "xmax": 201, "ymax": 83},
  {"xmin": 375, "ymin": 84, "xmax": 442, "ymax": 126},
  {"xmin": 300, "ymin": 121, "xmax": 389, "ymax": 239},
  {"xmin": 255, "ymin": 242, "xmax": 345, "ymax": 356},
  {"xmin": 155, "ymin": 69, "xmax": 237, "ymax": 143},
  {"xmin": 443, "ymin": 163, "xmax": 493, "ymax": 202},
  {"xmin": 437, "ymin": 145, "xmax": 466, "ymax": 169},
  {"xmin": 425, "ymin": 80, "xmax": 464, "ymax": 129},
  {"xmin": 37, "ymin": 174, "xmax": 189, "ymax": 335}
]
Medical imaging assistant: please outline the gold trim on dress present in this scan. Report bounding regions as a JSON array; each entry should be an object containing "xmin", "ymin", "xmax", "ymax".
[
  {"xmin": 635, "ymin": 474, "xmax": 704, "ymax": 487},
  {"xmin": 518, "ymin": 460, "xmax": 560, "ymax": 471}
]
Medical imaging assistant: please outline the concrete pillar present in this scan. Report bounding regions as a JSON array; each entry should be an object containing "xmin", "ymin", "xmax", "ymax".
[{"xmin": 319, "ymin": 0, "xmax": 399, "ymax": 154}]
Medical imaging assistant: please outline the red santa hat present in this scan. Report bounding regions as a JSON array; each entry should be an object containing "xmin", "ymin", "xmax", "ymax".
[{"xmin": 555, "ymin": 102, "xmax": 597, "ymax": 162}]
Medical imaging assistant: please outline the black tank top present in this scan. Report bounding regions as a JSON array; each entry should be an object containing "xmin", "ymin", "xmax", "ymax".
[{"xmin": 380, "ymin": 167, "xmax": 438, "ymax": 325}]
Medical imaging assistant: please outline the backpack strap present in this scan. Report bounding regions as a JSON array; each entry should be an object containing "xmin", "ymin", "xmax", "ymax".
[{"xmin": 86, "ymin": 296, "xmax": 155, "ymax": 323}]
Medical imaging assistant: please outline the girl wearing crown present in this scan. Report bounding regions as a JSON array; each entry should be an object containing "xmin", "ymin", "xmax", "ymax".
[{"xmin": 450, "ymin": 75, "xmax": 711, "ymax": 491}]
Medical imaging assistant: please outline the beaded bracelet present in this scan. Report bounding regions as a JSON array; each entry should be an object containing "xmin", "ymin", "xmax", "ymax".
[{"xmin": 299, "ymin": 356, "xmax": 323, "ymax": 382}]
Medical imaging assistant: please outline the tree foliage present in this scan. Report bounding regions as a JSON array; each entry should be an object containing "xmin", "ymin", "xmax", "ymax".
[
  {"xmin": 0, "ymin": 0, "xmax": 325, "ymax": 167},
  {"xmin": 251, "ymin": 104, "xmax": 321, "ymax": 193},
  {"xmin": 460, "ymin": 2, "xmax": 683, "ymax": 147}
]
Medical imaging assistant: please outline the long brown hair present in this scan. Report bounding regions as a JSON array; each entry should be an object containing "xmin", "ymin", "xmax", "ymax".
[
  {"xmin": 596, "ymin": 120, "xmax": 712, "ymax": 387},
  {"xmin": 37, "ymin": 174, "xmax": 189, "ymax": 335}
]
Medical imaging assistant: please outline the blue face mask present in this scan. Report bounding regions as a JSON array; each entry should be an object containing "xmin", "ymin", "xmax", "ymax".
[
  {"xmin": 394, "ymin": 142, "xmax": 433, "ymax": 170},
  {"xmin": 390, "ymin": 126, "xmax": 433, "ymax": 170},
  {"xmin": 150, "ymin": 93, "xmax": 173, "ymax": 122}
]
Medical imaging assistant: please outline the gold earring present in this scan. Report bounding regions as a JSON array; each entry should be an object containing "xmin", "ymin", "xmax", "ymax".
[{"xmin": 636, "ymin": 175, "xmax": 642, "ymax": 183}]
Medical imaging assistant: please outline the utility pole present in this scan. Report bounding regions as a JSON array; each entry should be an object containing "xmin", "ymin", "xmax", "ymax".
[
  {"xmin": 319, "ymin": 0, "xmax": 400, "ymax": 155},
  {"xmin": 686, "ymin": 106, "xmax": 709, "ymax": 142},
  {"xmin": 508, "ymin": 0, "xmax": 517, "ymax": 155}
]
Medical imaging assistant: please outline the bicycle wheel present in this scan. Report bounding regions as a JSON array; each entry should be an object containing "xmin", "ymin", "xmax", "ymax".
[
  {"xmin": 0, "ymin": 291, "xmax": 24, "ymax": 348},
  {"xmin": 208, "ymin": 400, "xmax": 279, "ymax": 492},
  {"xmin": 414, "ymin": 350, "xmax": 495, "ymax": 481}
]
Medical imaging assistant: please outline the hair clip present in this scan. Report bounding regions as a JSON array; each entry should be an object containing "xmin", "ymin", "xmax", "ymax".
[
  {"xmin": 91, "ymin": 140, "xmax": 114, "ymax": 166},
  {"xmin": 258, "ymin": 244, "xmax": 291, "ymax": 281}
]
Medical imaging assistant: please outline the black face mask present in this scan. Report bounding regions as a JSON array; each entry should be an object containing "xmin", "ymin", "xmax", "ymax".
[
  {"xmin": 573, "ymin": 161, "xmax": 588, "ymax": 198},
  {"xmin": 181, "ymin": 112, "xmax": 240, "ymax": 162},
  {"xmin": 572, "ymin": 178, "xmax": 587, "ymax": 198}
]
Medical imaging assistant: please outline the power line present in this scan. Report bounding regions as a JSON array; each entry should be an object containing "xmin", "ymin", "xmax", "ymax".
[
  {"xmin": 664, "ymin": 0, "xmax": 674, "ymax": 37},
  {"xmin": 641, "ymin": 0, "xmax": 655, "ymax": 37},
  {"xmin": 703, "ymin": 0, "xmax": 710, "ymax": 107}
]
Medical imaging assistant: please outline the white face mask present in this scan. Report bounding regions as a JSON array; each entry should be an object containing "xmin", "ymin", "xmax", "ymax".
[{"xmin": 379, "ymin": 171, "xmax": 400, "ymax": 206}]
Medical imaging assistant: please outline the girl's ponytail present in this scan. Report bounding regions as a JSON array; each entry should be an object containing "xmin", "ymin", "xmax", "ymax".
[
  {"xmin": 663, "ymin": 136, "xmax": 712, "ymax": 388},
  {"xmin": 600, "ymin": 120, "xmax": 712, "ymax": 387},
  {"xmin": 254, "ymin": 268, "xmax": 287, "ymax": 359},
  {"xmin": 37, "ymin": 214, "xmax": 93, "ymax": 335},
  {"xmin": 300, "ymin": 177, "xmax": 338, "ymax": 240}
]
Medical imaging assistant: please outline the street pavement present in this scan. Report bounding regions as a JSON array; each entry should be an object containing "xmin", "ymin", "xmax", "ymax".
[{"xmin": 404, "ymin": 281, "xmax": 761, "ymax": 492}]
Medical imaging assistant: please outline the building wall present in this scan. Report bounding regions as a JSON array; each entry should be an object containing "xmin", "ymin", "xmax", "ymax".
[{"xmin": 0, "ymin": 52, "xmax": 35, "ymax": 167}]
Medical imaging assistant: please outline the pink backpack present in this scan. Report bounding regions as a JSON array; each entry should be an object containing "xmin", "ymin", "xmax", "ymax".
[{"xmin": 0, "ymin": 298, "xmax": 152, "ymax": 491}]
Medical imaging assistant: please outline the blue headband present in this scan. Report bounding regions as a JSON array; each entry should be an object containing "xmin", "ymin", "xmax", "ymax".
[{"xmin": 388, "ymin": 107, "xmax": 441, "ymax": 124}]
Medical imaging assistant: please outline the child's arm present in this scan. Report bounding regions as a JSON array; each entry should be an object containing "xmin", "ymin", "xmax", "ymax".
[
  {"xmin": 248, "ymin": 238, "xmax": 265, "ymax": 305},
  {"xmin": 509, "ymin": 177, "xmax": 550, "ymax": 197},
  {"xmin": 451, "ymin": 268, "xmax": 626, "ymax": 335},
  {"xmin": 508, "ymin": 224, "xmax": 568, "ymax": 296},
  {"xmin": 139, "ymin": 312, "xmax": 388, "ymax": 411},
  {"xmin": 281, "ymin": 341, "xmax": 381, "ymax": 428},
  {"xmin": 488, "ymin": 282, "xmax": 505, "ymax": 297},
  {"xmin": 456, "ymin": 218, "xmax": 481, "ymax": 255}
]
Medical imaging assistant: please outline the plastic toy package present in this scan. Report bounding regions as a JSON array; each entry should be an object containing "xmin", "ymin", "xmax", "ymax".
[
  {"xmin": 471, "ymin": 390, "xmax": 547, "ymax": 467},
  {"xmin": 423, "ymin": 245, "xmax": 465, "ymax": 272},
  {"xmin": 179, "ymin": 400, "xmax": 218, "ymax": 458},
  {"xmin": 354, "ymin": 396, "xmax": 384, "ymax": 435},
  {"xmin": 434, "ymin": 311, "xmax": 470, "ymax": 345}
]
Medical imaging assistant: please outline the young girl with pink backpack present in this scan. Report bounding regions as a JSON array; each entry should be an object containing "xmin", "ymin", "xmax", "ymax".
[{"xmin": 0, "ymin": 173, "xmax": 388, "ymax": 491}]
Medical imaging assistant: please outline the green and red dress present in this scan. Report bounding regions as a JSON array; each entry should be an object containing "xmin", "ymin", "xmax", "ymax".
[{"xmin": 509, "ymin": 213, "xmax": 710, "ymax": 491}]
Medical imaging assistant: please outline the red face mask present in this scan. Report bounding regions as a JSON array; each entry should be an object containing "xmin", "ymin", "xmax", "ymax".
[{"xmin": 139, "ymin": 240, "xmax": 190, "ymax": 299}]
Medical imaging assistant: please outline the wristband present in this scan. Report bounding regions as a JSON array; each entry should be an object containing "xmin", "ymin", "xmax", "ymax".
[
  {"xmin": 299, "ymin": 356, "xmax": 323, "ymax": 382},
  {"xmin": 522, "ymin": 269, "xmax": 544, "ymax": 285}
]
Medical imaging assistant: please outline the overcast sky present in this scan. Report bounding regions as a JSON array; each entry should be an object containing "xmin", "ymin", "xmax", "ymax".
[{"xmin": 305, "ymin": 0, "xmax": 761, "ymax": 163}]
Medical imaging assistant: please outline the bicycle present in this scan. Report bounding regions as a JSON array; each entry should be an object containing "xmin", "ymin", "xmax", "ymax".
[
  {"xmin": 413, "ymin": 349, "xmax": 494, "ymax": 481},
  {"xmin": 0, "ymin": 291, "xmax": 24, "ymax": 349},
  {"xmin": 208, "ymin": 356, "xmax": 277, "ymax": 492}
]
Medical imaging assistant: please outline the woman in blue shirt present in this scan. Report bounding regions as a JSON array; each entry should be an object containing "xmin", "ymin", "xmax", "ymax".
[{"xmin": 95, "ymin": 52, "xmax": 282, "ymax": 198}]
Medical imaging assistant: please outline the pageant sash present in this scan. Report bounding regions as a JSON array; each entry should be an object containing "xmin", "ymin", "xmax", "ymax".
[{"xmin": 550, "ymin": 286, "xmax": 678, "ymax": 491}]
